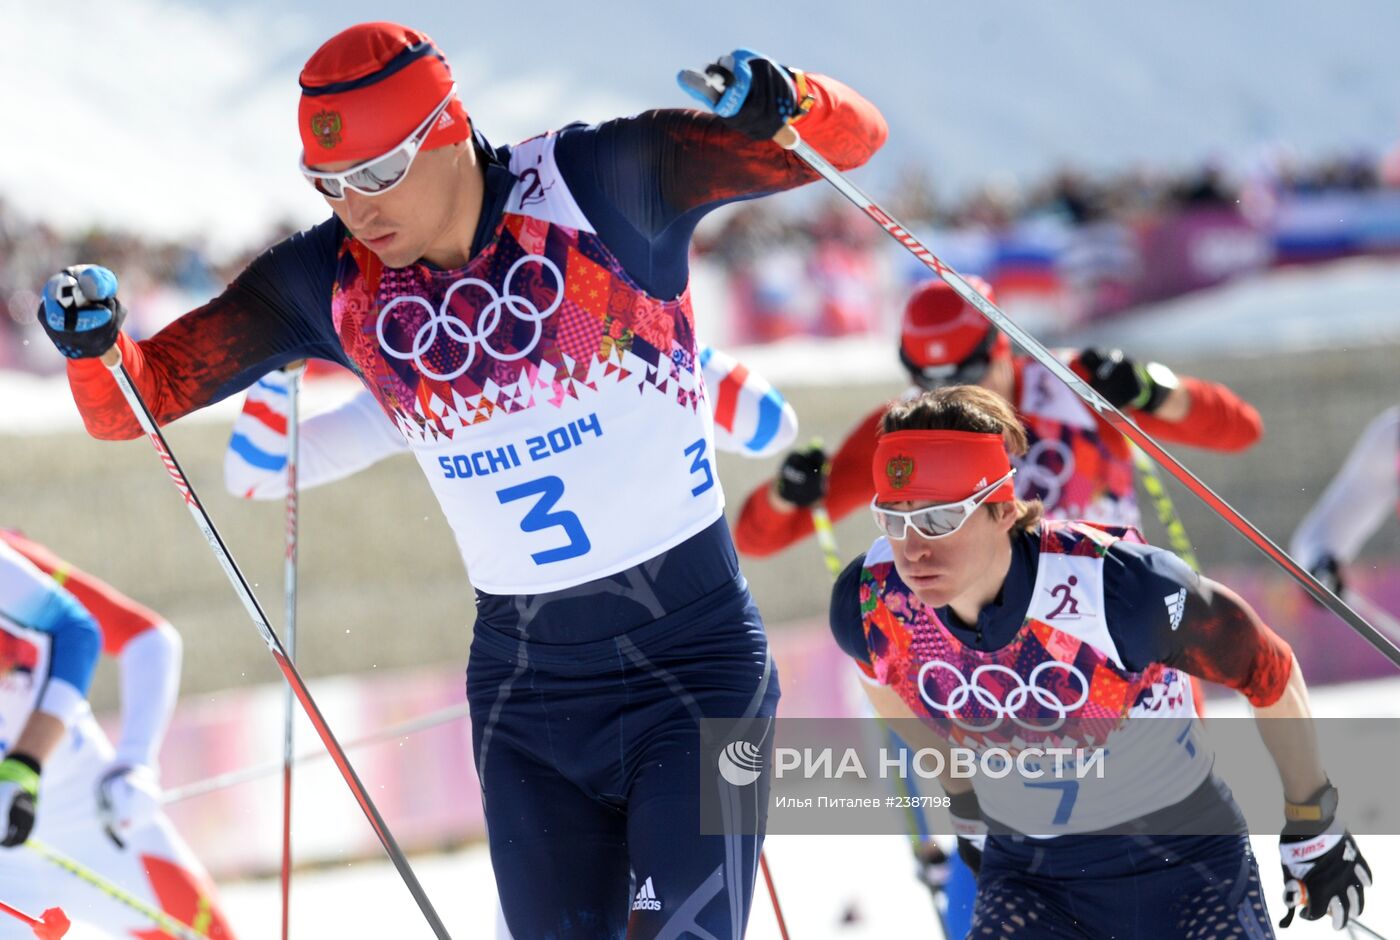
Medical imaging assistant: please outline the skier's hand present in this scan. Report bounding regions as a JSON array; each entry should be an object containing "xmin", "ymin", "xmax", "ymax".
[
  {"xmin": 677, "ymin": 49, "xmax": 810, "ymax": 141},
  {"xmin": 1305, "ymin": 556, "xmax": 1344, "ymax": 604},
  {"xmin": 914, "ymin": 840, "xmax": 952, "ymax": 892},
  {"xmin": 39, "ymin": 265, "xmax": 127, "ymax": 360},
  {"xmin": 96, "ymin": 763, "xmax": 162, "ymax": 849},
  {"xmin": 949, "ymin": 789, "xmax": 985, "ymax": 878},
  {"xmin": 774, "ymin": 445, "xmax": 828, "ymax": 508},
  {"xmin": 0, "ymin": 755, "xmax": 40, "ymax": 848},
  {"xmin": 1278, "ymin": 783, "xmax": 1371, "ymax": 929},
  {"xmin": 1079, "ymin": 348, "xmax": 1174, "ymax": 414}
]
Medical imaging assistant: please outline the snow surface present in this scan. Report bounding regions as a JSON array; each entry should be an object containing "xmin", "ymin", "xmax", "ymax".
[
  {"xmin": 215, "ymin": 677, "xmax": 1400, "ymax": 939},
  {"xmin": 8, "ymin": 0, "xmax": 1400, "ymax": 251}
]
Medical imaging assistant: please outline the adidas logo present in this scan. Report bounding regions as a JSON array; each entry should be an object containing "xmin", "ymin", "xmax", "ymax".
[
  {"xmin": 975, "ymin": 477, "xmax": 988, "ymax": 489},
  {"xmin": 632, "ymin": 876, "xmax": 662, "ymax": 912},
  {"xmin": 1164, "ymin": 588, "xmax": 1187, "ymax": 631}
]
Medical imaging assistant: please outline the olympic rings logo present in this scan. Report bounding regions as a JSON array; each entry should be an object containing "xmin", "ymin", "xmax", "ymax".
[
  {"xmin": 376, "ymin": 254, "xmax": 564, "ymax": 382},
  {"xmin": 917, "ymin": 660, "xmax": 1090, "ymax": 733},
  {"xmin": 1014, "ymin": 438, "xmax": 1076, "ymax": 510}
]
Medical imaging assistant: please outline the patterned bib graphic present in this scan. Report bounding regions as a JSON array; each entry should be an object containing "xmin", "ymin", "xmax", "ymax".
[
  {"xmin": 332, "ymin": 213, "xmax": 703, "ymax": 442},
  {"xmin": 862, "ymin": 521, "xmax": 1175, "ymax": 751}
]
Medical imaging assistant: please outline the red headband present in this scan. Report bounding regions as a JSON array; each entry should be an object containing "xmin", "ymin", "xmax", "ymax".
[
  {"xmin": 298, "ymin": 22, "xmax": 471, "ymax": 166},
  {"xmin": 872, "ymin": 430, "xmax": 1015, "ymax": 504}
]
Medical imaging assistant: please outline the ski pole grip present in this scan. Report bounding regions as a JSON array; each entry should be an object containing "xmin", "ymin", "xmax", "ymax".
[
  {"xmin": 773, "ymin": 125, "xmax": 800, "ymax": 150},
  {"xmin": 100, "ymin": 345, "xmax": 122, "ymax": 369}
]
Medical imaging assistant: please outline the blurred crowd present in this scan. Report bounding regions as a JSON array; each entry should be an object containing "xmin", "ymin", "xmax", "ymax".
[
  {"xmin": 694, "ymin": 146, "xmax": 1400, "ymax": 343},
  {"xmin": 3, "ymin": 145, "xmax": 1399, "ymax": 370},
  {"xmin": 0, "ymin": 199, "xmax": 296, "ymax": 374}
]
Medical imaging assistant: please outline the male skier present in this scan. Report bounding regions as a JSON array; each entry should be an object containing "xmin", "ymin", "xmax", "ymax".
[
  {"xmin": 830, "ymin": 385, "xmax": 1370, "ymax": 936},
  {"xmin": 735, "ymin": 276, "xmax": 1263, "ymax": 553},
  {"xmin": 1289, "ymin": 404, "xmax": 1400, "ymax": 601},
  {"xmin": 37, "ymin": 22, "xmax": 886, "ymax": 938},
  {"xmin": 0, "ymin": 531, "xmax": 235, "ymax": 938}
]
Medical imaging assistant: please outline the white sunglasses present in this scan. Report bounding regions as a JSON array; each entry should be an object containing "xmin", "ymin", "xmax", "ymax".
[
  {"xmin": 299, "ymin": 86, "xmax": 456, "ymax": 200},
  {"xmin": 871, "ymin": 470, "xmax": 1017, "ymax": 541}
]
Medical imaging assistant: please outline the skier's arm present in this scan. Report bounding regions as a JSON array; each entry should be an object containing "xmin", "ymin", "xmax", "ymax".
[
  {"xmin": 56, "ymin": 222, "xmax": 349, "ymax": 441},
  {"xmin": 225, "ymin": 380, "xmax": 409, "ymax": 500},
  {"xmin": 1131, "ymin": 375, "xmax": 1263, "ymax": 452},
  {"xmin": 1167, "ymin": 573, "xmax": 1324, "ymax": 798},
  {"xmin": 554, "ymin": 68, "xmax": 886, "ymax": 300},
  {"xmin": 701, "ymin": 346, "xmax": 798, "ymax": 458},
  {"xmin": 1103, "ymin": 542, "xmax": 1294, "ymax": 707},
  {"xmin": 1251, "ymin": 654, "xmax": 1328, "ymax": 803},
  {"xmin": 0, "ymin": 542, "xmax": 100, "ymax": 735},
  {"xmin": 1108, "ymin": 542, "xmax": 1327, "ymax": 792},
  {"xmin": 1073, "ymin": 350, "xmax": 1263, "ymax": 452},
  {"xmin": 0, "ymin": 531, "xmax": 178, "ymax": 770},
  {"xmin": 1289, "ymin": 405, "xmax": 1400, "ymax": 570},
  {"xmin": 734, "ymin": 407, "xmax": 883, "ymax": 556}
]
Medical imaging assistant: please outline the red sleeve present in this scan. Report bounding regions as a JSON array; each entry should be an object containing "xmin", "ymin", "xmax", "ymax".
[
  {"xmin": 1132, "ymin": 376, "xmax": 1263, "ymax": 452},
  {"xmin": 659, "ymin": 72, "xmax": 888, "ymax": 216},
  {"xmin": 64, "ymin": 223, "xmax": 345, "ymax": 441},
  {"xmin": 1167, "ymin": 575, "xmax": 1295, "ymax": 708},
  {"xmin": 0, "ymin": 531, "xmax": 161, "ymax": 657},
  {"xmin": 734, "ymin": 405, "xmax": 885, "ymax": 557},
  {"xmin": 1067, "ymin": 355, "xmax": 1264, "ymax": 456}
]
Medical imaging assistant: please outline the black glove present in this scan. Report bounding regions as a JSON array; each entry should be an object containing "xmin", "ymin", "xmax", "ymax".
[
  {"xmin": 677, "ymin": 49, "xmax": 804, "ymax": 140},
  {"xmin": 1079, "ymin": 348, "xmax": 1175, "ymax": 414},
  {"xmin": 1308, "ymin": 556, "xmax": 1344, "ymax": 601},
  {"xmin": 1278, "ymin": 783, "xmax": 1371, "ymax": 929},
  {"xmin": 775, "ymin": 445, "xmax": 828, "ymax": 507},
  {"xmin": 914, "ymin": 840, "xmax": 952, "ymax": 892},
  {"xmin": 39, "ymin": 265, "xmax": 127, "ymax": 360},
  {"xmin": 949, "ymin": 788, "xmax": 985, "ymax": 878},
  {"xmin": 0, "ymin": 754, "xmax": 40, "ymax": 848}
]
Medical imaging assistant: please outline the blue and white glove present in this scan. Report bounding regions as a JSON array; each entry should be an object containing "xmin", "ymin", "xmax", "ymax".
[
  {"xmin": 96, "ymin": 763, "xmax": 162, "ymax": 849},
  {"xmin": 39, "ymin": 264, "xmax": 126, "ymax": 360},
  {"xmin": 677, "ymin": 49, "xmax": 804, "ymax": 140},
  {"xmin": 0, "ymin": 754, "xmax": 40, "ymax": 848}
]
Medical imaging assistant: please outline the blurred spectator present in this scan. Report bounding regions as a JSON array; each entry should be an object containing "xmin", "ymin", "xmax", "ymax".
[{"xmin": 2, "ymin": 145, "xmax": 1396, "ymax": 371}]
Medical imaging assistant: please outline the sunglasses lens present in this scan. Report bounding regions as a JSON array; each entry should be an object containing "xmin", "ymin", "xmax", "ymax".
[
  {"xmin": 304, "ymin": 173, "xmax": 344, "ymax": 199},
  {"xmin": 911, "ymin": 507, "xmax": 967, "ymax": 539},
  {"xmin": 346, "ymin": 147, "xmax": 412, "ymax": 194},
  {"xmin": 873, "ymin": 509, "xmax": 905, "ymax": 540}
]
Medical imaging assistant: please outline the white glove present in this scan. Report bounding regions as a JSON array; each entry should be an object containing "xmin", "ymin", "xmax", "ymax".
[{"xmin": 95, "ymin": 763, "xmax": 161, "ymax": 848}]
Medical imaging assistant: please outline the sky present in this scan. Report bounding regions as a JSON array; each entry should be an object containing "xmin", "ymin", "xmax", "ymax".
[{"xmin": 6, "ymin": 0, "xmax": 1400, "ymax": 252}]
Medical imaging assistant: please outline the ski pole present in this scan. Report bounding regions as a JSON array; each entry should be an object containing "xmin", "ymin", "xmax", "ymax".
[
  {"xmin": 1348, "ymin": 919, "xmax": 1390, "ymax": 940},
  {"xmin": 770, "ymin": 129, "xmax": 1400, "ymax": 670},
  {"xmin": 758, "ymin": 853, "xmax": 790, "ymax": 940},
  {"xmin": 812, "ymin": 502, "xmax": 928, "ymax": 849},
  {"xmin": 811, "ymin": 500, "xmax": 951, "ymax": 940},
  {"xmin": 97, "ymin": 347, "xmax": 453, "ymax": 939},
  {"xmin": 26, "ymin": 839, "xmax": 204, "ymax": 940},
  {"xmin": 1131, "ymin": 444, "xmax": 1200, "ymax": 571},
  {"xmin": 280, "ymin": 363, "xmax": 303, "ymax": 940},
  {"xmin": 0, "ymin": 898, "xmax": 69, "ymax": 940},
  {"xmin": 1341, "ymin": 590, "xmax": 1400, "ymax": 644},
  {"xmin": 162, "ymin": 700, "xmax": 471, "ymax": 805}
]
